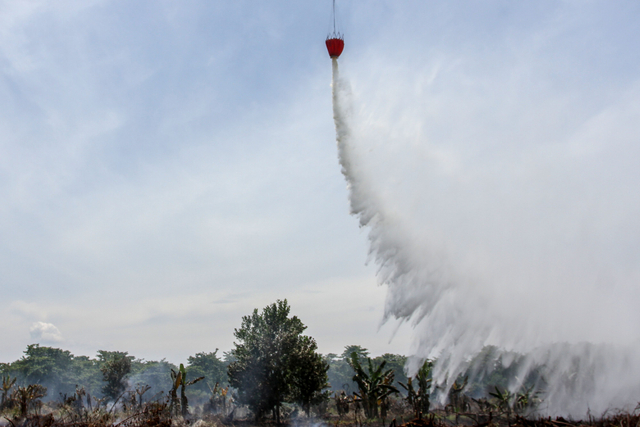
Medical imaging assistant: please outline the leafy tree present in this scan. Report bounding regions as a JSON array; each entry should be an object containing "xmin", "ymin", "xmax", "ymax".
[
  {"xmin": 290, "ymin": 336, "xmax": 330, "ymax": 416},
  {"xmin": 228, "ymin": 299, "xmax": 328, "ymax": 423},
  {"xmin": 10, "ymin": 345, "xmax": 74, "ymax": 391},
  {"xmin": 97, "ymin": 351, "xmax": 133, "ymax": 401},
  {"xmin": 342, "ymin": 345, "xmax": 369, "ymax": 361},
  {"xmin": 2, "ymin": 347, "xmax": 180, "ymax": 403},
  {"xmin": 186, "ymin": 350, "xmax": 227, "ymax": 395},
  {"xmin": 326, "ymin": 354, "xmax": 350, "ymax": 392},
  {"xmin": 2, "ymin": 345, "xmax": 103, "ymax": 399},
  {"xmin": 222, "ymin": 351, "xmax": 237, "ymax": 365},
  {"xmin": 68, "ymin": 355, "xmax": 102, "ymax": 397}
]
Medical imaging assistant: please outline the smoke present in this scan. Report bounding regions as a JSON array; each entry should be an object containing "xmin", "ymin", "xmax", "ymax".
[{"xmin": 330, "ymin": 58, "xmax": 640, "ymax": 416}]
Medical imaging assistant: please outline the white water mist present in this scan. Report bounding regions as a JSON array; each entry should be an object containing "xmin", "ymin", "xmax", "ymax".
[{"xmin": 331, "ymin": 58, "xmax": 640, "ymax": 417}]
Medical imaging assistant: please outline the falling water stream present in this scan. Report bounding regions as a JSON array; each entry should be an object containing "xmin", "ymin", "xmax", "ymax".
[{"xmin": 330, "ymin": 57, "xmax": 640, "ymax": 417}]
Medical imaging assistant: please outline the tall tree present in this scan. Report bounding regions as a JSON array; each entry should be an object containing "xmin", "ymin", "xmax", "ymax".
[
  {"xmin": 342, "ymin": 345, "xmax": 369, "ymax": 361},
  {"xmin": 11, "ymin": 345, "xmax": 74, "ymax": 387},
  {"xmin": 290, "ymin": 336, "xmax": 330, "ymax": 416},
  {"xmin": 3, "ymin": 345, "xmax": 103, "ymax": 398},
  {"xmin": 97, "ymin": 351, "xmax": 133, "ymax": 401},
  {"xmin": 228, "ymin": 299, "xmax": 328, "ymax": 423}
]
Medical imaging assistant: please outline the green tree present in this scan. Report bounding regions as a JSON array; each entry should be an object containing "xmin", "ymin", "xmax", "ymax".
[
  {"xmin": 290, "ymin": 336, "xmax": 330, "ymax": 416},
  {"xmin": 68, "ymin": 355, "xmax": 102, "ymax": 397},
  {"xmin": 228, "ymin": 299, "xmax": 327, "ymax": 423},
  {"xmin": 342, "ymin": 345, "xmax": 369, "ymax": 361},
  {"xmin": 2, "ymin": 345, "xmax": 103, "ymax": 399},
  {"xmin": 10, "ymin": 345, "xmax": 74, "ymax": 391},
  {"xmin": 187, "ymin": 350, "xmax": 227, "ymax": 394},
  {"xmin": 97, "ymin": 351, "xmax": 133, "ymax": 401}
]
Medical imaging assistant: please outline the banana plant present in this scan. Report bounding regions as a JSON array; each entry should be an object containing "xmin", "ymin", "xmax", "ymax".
[
  {"xmin": 169, "ymin": 364, "xmax": 204, "ymax": 417},
  {"xmin": 514, "ymin": 385, "xmax": 542, "ymax": 415},
  {"xmin": 349, "ymin": 352, "xmax": 398, "ymax": 419},
  {"xmin": 400, "ymin": 359, "xmax": 432, "ymax": 417},
  {"xmin": 489, "ymin": 386, "xmax": 514, "ymax": 415},
  {"xmin": 168, "ymin": 366, "xmax": 183, "ymax": 416}
]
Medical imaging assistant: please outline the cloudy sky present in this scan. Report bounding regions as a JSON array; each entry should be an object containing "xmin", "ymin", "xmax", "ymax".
[{"xmin": 2, "ymin": 1, "xmax": 640, "ymax": 366}]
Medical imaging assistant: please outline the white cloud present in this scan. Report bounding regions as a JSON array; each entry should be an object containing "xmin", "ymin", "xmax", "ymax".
[{"xmin": 29, "ymin": 322, "xmax": 64, "ymax": 344}]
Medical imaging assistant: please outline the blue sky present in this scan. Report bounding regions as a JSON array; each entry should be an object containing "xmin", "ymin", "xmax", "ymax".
[
  {"xmin": 1, "ymin": 0, "xmax": 406, "ymax": 362},
  {"xmin": 2, "ymin": 0, "xmax": 640, "ymax": 367}
]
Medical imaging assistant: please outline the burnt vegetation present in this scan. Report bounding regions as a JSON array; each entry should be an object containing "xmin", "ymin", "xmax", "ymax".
[{"xmin": 0, "ymin": 300, "xmax": 637, "ymax": 427}]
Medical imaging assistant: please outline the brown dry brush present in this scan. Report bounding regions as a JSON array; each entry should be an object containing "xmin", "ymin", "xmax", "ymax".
[
  {"xmin": 5, "ymin": 399, "xmax": 174, "ymax": 427},
  {"xmin": 0, "ymin": 381, "xmax": 178, "ymax": 427},
  {"xmin": 13, "ymin": 384, "xmax": 48, "ymax": 418},
  {"xmin": 334, "ymin": 390, "xmax": 350, "ymax": 418},
  {"xmin": 388, "ymin": 411, "xmax": 640, "ymax": 427},
  {"xmin": 509, "ymin": 413, "xmax": 640, "ymax": 427},
  {"xmin": 2, "ymin": 376, "xmax": 17, "ymax": 410},
  {"xmin": 204, "ymin": 382, "xmax": 231, "ymax": 416}
]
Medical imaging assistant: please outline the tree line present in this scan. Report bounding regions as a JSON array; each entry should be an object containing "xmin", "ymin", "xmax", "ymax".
[
  {"xmin": 1, "ymin": 299, "xmax": 543, "ymax": 422},
  {"xmin": 0, "ymin": 300, "xmax": 412, "ymax": 418}
]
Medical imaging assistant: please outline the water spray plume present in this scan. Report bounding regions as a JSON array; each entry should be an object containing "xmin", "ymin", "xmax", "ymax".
[{"xmin": 330, "ymin": 53, "xmax": 640, "ymax": 418}]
